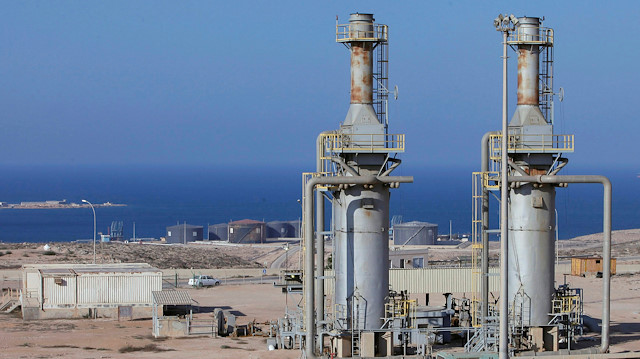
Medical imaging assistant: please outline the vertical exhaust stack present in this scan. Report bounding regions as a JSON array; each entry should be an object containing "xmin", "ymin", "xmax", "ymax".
[
  {"xmin": 510, "ymin": 17, "xmax": 548, "ymax": 129},
  {"xmin": 334, "ymin": 13, "xmax": 391, "ymax": 332},
  {"xmin": 299, "ymin": 13, "xmax": 410, "ymax": 357},
  {"xmin": 506, "ymin": 16, "xmax": 558, "ymax": 329},
  {"xmin": 294, "ymin": 13, "xmax": 409, "ymax": 357},
  {"xmin": 342, "ymin": 13, "xmax": 382, "ymax": 132},
  {"xmin": 475, "ymin": 15, "xmax": 575, "ymax": 353}
]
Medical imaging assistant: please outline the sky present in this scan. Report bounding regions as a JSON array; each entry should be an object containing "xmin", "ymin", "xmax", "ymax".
[{"xmin": 1, "ymin": 1, "xmax": 639, "ymax": 171}]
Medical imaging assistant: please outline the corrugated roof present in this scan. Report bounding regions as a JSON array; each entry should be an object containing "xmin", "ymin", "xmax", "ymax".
[
  {"xmin": 230, "ymin": 219, "xmax": 264, "ymax": 225},
  {"xmin": 24, "ymin": 263, "xmax": 161, "ymax": 274},
  {"xmin": 152, "ymin": 290, "xmax": 193, "ymax": 305}
]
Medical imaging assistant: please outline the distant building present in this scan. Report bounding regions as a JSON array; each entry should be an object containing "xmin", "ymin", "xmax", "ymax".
[
  {"xmin": 166, "ymin": 224, "xmax": 203, "ymax": 244},
  {"xmin": 389, "ymin": 248, "xmax": 429, "ymax": 268},
  {"xmin": 228, "ymin": 219, "xmax": 266, "ymax": 244},
  {"xmin": 393, "ymin": 221, "xmax": 438, "ymax": 246}
]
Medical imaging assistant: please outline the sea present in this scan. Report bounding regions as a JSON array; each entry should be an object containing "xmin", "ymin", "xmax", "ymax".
[{"xmin": 0, "ymin": 164, "xmax": 637, "ymax": 243}]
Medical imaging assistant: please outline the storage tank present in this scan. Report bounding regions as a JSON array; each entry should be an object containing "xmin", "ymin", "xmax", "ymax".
[
  {"xmin": 228, "ymin": 219, "xmax": 266, "ymax": 244},
  {"xmin": 166, "ymin": 224, "xmax": 203, "ymax": 244},
  {"xmin": 266, "ymin": 220, "xmax": 301, "ymax": 238},
  {"xmin": 208, "ymin": 223, "xmax": 228, "ymax": 241},
  {"xmin": 393, "ymin": 221, "xmax": 438, "ymax": 245}
]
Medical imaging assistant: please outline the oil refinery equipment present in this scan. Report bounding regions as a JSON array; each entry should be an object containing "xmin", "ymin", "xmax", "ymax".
[
  {"xmin": 469, "ymin": 15, "xmax": 612, "ymax": 357},
  {"xmin": 273, "ymin": 13, "xmax": 415, "ymax": 358}
]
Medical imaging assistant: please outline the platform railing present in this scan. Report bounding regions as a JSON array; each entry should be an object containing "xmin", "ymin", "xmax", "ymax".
[{"xmin": 336, "ymin": 23, "xmax": 388, "ymax": 43}]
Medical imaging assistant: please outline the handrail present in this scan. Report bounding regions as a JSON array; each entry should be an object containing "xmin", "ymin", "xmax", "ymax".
[
  {"xmin": 489, "ymin": 133, "xmax": 573, "ymax": 156},
  {"xmin": 336, "ymin": 23, "xmax": 388, "ymax": 43},
  {"xmin": 506, "ymin": 27, "xmax": 553, "ymax": 45},
  {"xmin": 322, "ymin": 133, "xmax": 405, "ymax": 153}
]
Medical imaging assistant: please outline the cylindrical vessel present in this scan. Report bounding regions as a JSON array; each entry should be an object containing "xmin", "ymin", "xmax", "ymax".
[
  {"xmin": 349, "ymin": 13, "xmax": 374, "ymax": 105},
  {"xmin": 508, "ymin": 183, "xmax": 555, "ymax": 326},
  {"xmin": 334, "ymin": 181, "xmax": 389, "ymax": 330},
  {"xmin": 516, "ymin": 17, "xmax": 540, "ymax": 106}
]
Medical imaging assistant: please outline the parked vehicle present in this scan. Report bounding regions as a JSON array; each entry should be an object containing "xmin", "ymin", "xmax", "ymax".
[{"xmin": 188, "ymin": 275, "xmax": 221, "ymax": 287}]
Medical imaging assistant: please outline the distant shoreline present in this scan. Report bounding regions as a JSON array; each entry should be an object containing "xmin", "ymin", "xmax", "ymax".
[{"xmin": 0, "ymin": 201, "xmax": 126, "ymax": 210}]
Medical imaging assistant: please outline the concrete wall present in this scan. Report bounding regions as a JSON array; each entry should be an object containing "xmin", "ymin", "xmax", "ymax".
[{"xmin": 22, "ymin": 305, "xmax": 153, "ymax": 321}]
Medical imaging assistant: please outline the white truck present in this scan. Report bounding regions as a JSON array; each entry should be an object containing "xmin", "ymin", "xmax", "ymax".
[{"xmin": 188, "ymin": 275, "xmax": 221, "ymax": 287}]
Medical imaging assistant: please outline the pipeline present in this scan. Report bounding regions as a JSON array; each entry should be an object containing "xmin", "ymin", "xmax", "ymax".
[
  {"xmin": 508, "ymin": 175, "xmax": 611, "ymax": 353},
  {"xmin": 303, "ymin": 175, "xmax": 413, "ymax": 358}
]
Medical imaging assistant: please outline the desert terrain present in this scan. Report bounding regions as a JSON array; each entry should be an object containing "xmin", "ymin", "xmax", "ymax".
[{"xmin": 0, "ymin": 229, "xmax": 639, "ymax": 358}]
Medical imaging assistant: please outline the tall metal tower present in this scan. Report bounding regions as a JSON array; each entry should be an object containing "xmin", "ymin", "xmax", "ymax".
[
  {"xmin": 472, "ymin": 15, "xmax": 575, "ymax": 353},
  {"xmin": 299, "ymin": 13, "xmax": 410, "ymax": 358}
]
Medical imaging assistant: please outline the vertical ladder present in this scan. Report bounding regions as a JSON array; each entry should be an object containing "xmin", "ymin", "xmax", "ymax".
[
  {"xmin": 539, "ymin": 44, "xmax": 554, "ymax": 122},
  {"xmin": 351, "ymin": 296, "xmax": 365, "ymax": 357},
  {"xmin": 373, "ymin": 41, "xmax": 389, "ymax": 128}
]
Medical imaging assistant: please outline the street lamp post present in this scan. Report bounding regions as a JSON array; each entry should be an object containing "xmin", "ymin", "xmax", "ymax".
[{"xmin": 82, "ymin": 199, "xmax": 96, "ymax": 264}]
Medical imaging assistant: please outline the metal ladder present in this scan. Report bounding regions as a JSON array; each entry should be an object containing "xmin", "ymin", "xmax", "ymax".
[
  {"xmin": 373, "ymin": 40, "xmax": 389, "ymax": 127},
  {"xmin": 539, "ymin": 42, "xmax": 554, "ymax": 122},
  {"xmin": 350, "ymin": 295, "xmax": 365, "ymax": 357}
]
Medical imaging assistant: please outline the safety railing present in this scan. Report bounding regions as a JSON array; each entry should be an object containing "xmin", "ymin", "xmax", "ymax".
[
  {"xmin": 490, "ymin": 133, "xmax": 573, "ymax": 158},
  {"xmin": 322, "ymin": 133, "xmax": 405, "ymax": 154},
  {"xmin": 336, "ymin": 23, "xmax": 388, "ymax": 43},
  {"xmin": 384, "ymin": 299, "xmax": 417, "ymax": 328},
  {"xmin": 506, "ymin": 26, "xmax": 553, "ymax": 46},
  {"xmin": 552, "ymin": 295, "xmax": 581, "ymax": 314}
]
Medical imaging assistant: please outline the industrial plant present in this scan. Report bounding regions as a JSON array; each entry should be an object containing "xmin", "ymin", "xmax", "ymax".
[
  {"xmin": 268, "ymin": 13, "xmax": 617, "ymax": 359},
  {"xmin": 1, "ymin": 9, "xmax": 635, "ymax": 359}
]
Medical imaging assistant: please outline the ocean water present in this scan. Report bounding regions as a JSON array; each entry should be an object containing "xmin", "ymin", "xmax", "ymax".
[{"xmin": 0, "ymin": 164, "xmax": 637, "ymax": 243}]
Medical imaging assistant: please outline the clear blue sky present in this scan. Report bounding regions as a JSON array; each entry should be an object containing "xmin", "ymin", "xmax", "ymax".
[{"xmin": 2, "ymin": 1, "xmax": 639, "ymax": 170}]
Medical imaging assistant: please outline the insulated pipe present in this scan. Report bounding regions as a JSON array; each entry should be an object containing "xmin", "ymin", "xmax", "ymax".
[
  {"xmin": 507, "ymin": 175, "xmax": 611, "ymax": 353},
  {"xmin": 303, "ymin": 175, "xmax": 413, "ymax": 358},
  {"xmin": 481, "ymin": 131, "xmax": 499, "ymax": 322},
  {"xmin": 499, "ymin": 29, "xmax": 510, "ymax": 359}
]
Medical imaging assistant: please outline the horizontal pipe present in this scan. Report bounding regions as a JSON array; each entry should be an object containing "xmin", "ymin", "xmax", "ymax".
[
  {"xmin": 304, "ymin": 175, "xmax": 413, "ymax": 358},
  {"xmin": 508, "ymin": 174, "xmax": 611, "ymax": 353}
]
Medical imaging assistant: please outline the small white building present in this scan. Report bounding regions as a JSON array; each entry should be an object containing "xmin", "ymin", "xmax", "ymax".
[{"xmin": 21, "ymin": 263, "xmax": 162, "ymax": 320}]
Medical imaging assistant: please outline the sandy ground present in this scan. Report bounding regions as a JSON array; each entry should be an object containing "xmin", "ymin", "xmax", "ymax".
[
  {"xmin": 0, "ymin": 283, "xmax": 300, "ymax": 359},
  {"xmin": 1, "ymin": 230, "xmax": 639, "ymax": 357}
]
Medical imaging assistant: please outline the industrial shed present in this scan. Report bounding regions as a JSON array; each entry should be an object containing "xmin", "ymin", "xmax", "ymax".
[
  {"xmin": 166, "ymin": 223, "xmax": 203, "ymax": 244},
  {"xmin": 21, "ymin": 263, "xmax": 162, "ymax": 320},
  {"xmin": 228, "ymin": 219, "xmax": 266, "ymax": 243},
  {"xmin": 571, "ymin": 257, "xmax": 617, "ymax": 277},
  {"xmin": 393, "ymin": 221, "xmax": 438, "ymax": 245}
]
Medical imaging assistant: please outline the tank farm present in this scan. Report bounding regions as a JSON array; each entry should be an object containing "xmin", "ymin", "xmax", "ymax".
[{"xmin": 269, "ymin": 12, "xmax": 614, "ymax": 359}]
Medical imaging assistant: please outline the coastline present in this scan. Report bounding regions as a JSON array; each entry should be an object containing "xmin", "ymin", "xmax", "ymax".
[{"xmin": 0, "ymin": 202, "xmax": 125, "ymax": 209}]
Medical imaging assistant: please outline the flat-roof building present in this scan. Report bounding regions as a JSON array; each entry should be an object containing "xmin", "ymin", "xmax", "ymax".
[{"xmin": 21, "ymin": 263, "xmax": 162, "ymax": 320}]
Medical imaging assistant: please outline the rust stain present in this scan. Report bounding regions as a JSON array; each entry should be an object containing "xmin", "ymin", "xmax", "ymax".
[
  {"xmin": 351, "ymin": 86, "xmax": 363, "ymax": 103},
  {"xmin": 529, "ymin": 168, "xmax": 547, "ymax": 176}
]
